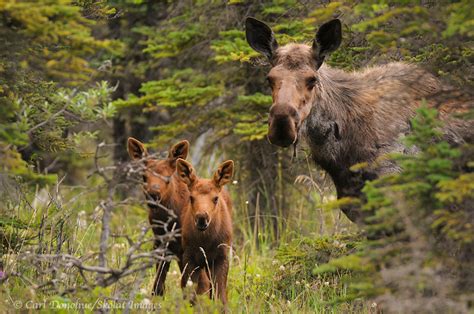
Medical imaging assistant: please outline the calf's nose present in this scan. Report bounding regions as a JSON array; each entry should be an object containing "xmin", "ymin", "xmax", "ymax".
[
  {"xmin": 195, "ymin": 213, "xmax": 210, "ymax": 231},
  {"xmin": 146, "ymin": 191, "xmax": 161, "ymax": 203}
]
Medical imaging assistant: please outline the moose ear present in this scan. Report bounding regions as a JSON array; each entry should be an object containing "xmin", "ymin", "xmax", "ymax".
[
  {"xmin": 176, "ymin": 158, "xmax": 197, "ymax": 187},
  {"xmin": 127, "ymin": 137, "xmax": 148, "ymax": 160},
  {"xmin": 245, "ymin": 17, "xmax": 279, "ymax": 60},
  {"xmin": 312, "ymin": 19, "xmax": 342, "ymax": 69},
  {"xmin": 213, "ymin": 160, "xmax": 234, "ymax": 188},
  {"xmin": 168, "ymin": 140, "xmax": 189, "ymax": 162}
]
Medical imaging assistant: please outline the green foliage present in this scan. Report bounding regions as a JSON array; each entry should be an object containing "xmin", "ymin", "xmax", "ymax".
[
  {"xmin": 443, "ymin": 0, "xmax": 474, "ymax": 38},
  {"xmin": 0, "ymin": 0, "xmax": 119, "ymax": 86},
  {"xmin": 211, "ymin": 29, "xmax": 258, "ymax": 63},
  {"xmin": 115, "ymin": 69, "xmax": 222, "ymax": 109},
  {"xmin": 142, "ymin": 21, "xmax": 205, "ymax": 59},
  {"xmin": 232, "ymin": 93, "xmax": 271, "ymax": 141},
  {"xmin": 353, "ymin": 108, "xmax": 472, "ymax": 310},
  {"xmin": 0, "ymin": 81, "xmax": 115, "ymax": 185},
  {"xmin": 0, "ymin": 0, "xmax": 118, "ymax": 185}
]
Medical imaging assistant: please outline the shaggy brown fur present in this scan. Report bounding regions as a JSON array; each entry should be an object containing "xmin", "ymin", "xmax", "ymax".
[
  {"xmin": 246, "ymin": 18, "xmax": 473, "ymax": 223},
  {"xmin": 127, "ymin": 138, "xmax": 190, "ymax": 295},
  {"xmin": 176, "ymin": 158, "xmax": 233, "ymax": 307}
]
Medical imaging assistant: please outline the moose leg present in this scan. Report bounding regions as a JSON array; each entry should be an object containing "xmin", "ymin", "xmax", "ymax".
[
  {"xmin": 181, "ymin": 260, "xmax": 206, "ymax": 305},
  {"xmin": 212, "ymin": 257, "xmax": 229, "ymax": 307},
  {"xmin": 152, "ymin": 260, "xmax": 170, "ymax": 296},
  {"xmin": 197, "ymin": 268, "xmax": 212, "ymax": 297},
  {"xmin": 181, "ymin": 260, "xmax": 196, "ymax": 289},
  {"xmin": 177, "ymin": 253, "xmax": 185, "ymax": 274}
]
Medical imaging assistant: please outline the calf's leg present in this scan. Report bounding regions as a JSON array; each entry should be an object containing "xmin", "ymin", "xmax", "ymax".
[
  {"xmin": 212, "ymin": 258, "xmax": 229, "ymax": 307},
  {"xmin": 197, "ymin": 268, "xmax": 211, "ymax": 297},
  {"xmin": 152, "ymin": 260, "xmax": 170, "ymax": 296}
]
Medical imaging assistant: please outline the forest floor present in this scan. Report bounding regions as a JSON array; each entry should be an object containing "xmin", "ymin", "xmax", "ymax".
[{"xmin": 0, "ymin": 182, "xmax": 377, "ymax": 313}]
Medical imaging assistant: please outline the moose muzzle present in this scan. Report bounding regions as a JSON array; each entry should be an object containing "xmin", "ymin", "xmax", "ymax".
[
  {"xmin": 267, "ymin": 105, "xmax": 299, "ymax": 147},
  {"xmin": 195, "ymin": 213, "xmax": 210, "ymax": 231}
]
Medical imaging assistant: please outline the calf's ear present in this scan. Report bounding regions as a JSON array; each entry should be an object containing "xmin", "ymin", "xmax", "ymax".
[
  {"xmin": 168, "ymin": 140, "xmax": 190, "ymax": 163},
  {"xmin": 213, "ymin": 160, "xmax": 234, "ymax": 188},
  {"xmin": 127, "ymin": 137, "xmax": 148, "ymax": 160},
  {"xmin": 176, "ymin": 158, "xmax": 197, "ymax": 187},
  {"xmin": 245, "ymin": 17, "xmax": 279, "ymax": 60},
  {"xmin": 312, "ymin": 19, "xmax": 342, "ymax": 69}
]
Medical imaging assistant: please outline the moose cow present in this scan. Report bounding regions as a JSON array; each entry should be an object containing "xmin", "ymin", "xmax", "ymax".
[
  {"xmin": 127, "ymin": 138, "xmax": 190, "ymax": 295},
  {"xmin": 176, "ymin": 158, "xmax": 234, "ymax": 307},
  {"xmin": 245, "ymin": 17, "xmax": 472, "ymax": 224}
]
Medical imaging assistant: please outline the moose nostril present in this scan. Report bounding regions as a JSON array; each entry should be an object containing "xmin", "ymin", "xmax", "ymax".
[
  {"xmin": 147, "ymin": 192, "xmax": 161, "ymax": 202},
  {"xmin": 195, "ymin": 214, "xmax": 209, "ymax": 229}
]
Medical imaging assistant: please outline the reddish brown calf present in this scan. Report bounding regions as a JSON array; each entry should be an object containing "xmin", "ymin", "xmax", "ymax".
[
  {"xmin": 127, "ymin": 138, "xmax": 190, "ymax": 296},
  {"xmin": 176, "ymin": 158, "xmax": 234, "ymax": 307}
]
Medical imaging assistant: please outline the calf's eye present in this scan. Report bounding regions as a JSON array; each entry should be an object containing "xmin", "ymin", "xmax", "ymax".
[
  {"xmin": 213, "ymin": 196, "xmax": 219, "ymax": 205},
  {"xmin": 190, "ymin": 196, "xmax": 195, "ymax": 203}
]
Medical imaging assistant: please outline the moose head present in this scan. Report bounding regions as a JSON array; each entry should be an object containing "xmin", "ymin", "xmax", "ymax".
[
  {"xmin": 245, "ymin": 17, "xmax": 342, "ymax": 147},
  {"xmin": 127, "ymin": 137, "xmax": 190, "ymax": 206}
]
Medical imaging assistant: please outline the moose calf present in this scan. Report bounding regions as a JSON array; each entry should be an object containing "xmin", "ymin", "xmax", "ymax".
[
  {"xmin": 176, "ymin": 158, "xmax": 234, "ymax": 307},
  {"xmin": 127, "ymin": 137, "xmax": 190, "ymax": 296}
]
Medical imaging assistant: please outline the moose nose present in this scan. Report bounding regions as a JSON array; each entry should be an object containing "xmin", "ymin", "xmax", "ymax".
[
  {"xmin": 146, "ymin": 191, "xmax": 161, "ymax": 205},
  {"xmin": 268, "ymin": 105, "xmax": 299, "ymax": 147},
  {"xmin": 195, "ymin": 213, "xmax": 209, "ymax": 231}
]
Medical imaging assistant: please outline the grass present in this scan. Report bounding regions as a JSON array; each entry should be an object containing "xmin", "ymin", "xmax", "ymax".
[{"xmin": 0, "ymin": 171, "xmax": 376, "ymax": 313}]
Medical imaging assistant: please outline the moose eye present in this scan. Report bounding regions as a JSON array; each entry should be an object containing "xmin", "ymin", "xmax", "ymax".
[
  {"xmin": 212, "ymin": 196, "xmax": 219, "ymax": 205},
  {"xmin": 266, "ymin": 76, "xmax": 275, "ymax": 88},
  {"xmin": 306, "ymin": 76, "xmax": 317, "ymax": 90}
]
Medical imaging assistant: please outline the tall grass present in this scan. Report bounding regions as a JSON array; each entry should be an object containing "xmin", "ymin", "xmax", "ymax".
[{"xmin": 0, "ymin": 149, "xmax": 373, "ymax": 313}]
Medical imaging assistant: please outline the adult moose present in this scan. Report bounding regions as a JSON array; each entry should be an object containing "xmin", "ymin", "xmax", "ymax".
[
  {"xmin": 245, "ymin": 17, "xmax": 472, "ymax": 223},
  {"xmin": 127, "ymin": 138, "xmax": 190, "ymax": 295}
]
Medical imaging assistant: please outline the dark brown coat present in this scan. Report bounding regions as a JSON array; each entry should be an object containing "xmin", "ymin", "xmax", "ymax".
[{"xmin": 127, "ymin": 138, "xmax": 190, "ymax": 295}]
